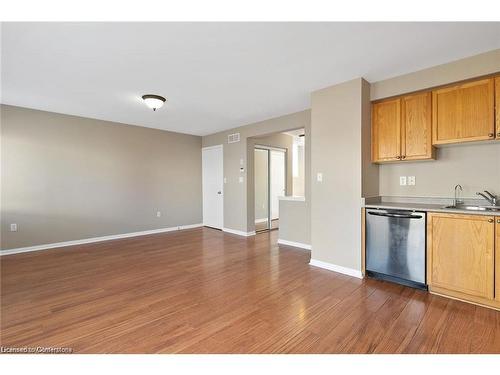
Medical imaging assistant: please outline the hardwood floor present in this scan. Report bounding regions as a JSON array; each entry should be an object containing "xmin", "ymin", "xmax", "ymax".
[{"xmin": 1, "ymin": 227, "xmax": 500, "ymax": 353}]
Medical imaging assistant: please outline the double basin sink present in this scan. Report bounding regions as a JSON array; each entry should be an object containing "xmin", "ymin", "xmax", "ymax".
[{"xmin": 443, "ymin": 205, "xmax": 500, "ymax": 212}]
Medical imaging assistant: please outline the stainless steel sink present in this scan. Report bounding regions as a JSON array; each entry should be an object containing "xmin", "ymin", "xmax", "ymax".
[{"xmin": 443, "ymin": 205, "xmax": 500, "ymax": 212}]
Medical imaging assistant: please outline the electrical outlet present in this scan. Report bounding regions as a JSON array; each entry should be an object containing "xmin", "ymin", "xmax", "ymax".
[
  {"xmin": 317, "ymin": 173, "xmax": 323, "ymax": 182},
  {"xmin": 408, "ymin": 176, "xmax": 416, "ymax": 186},
  {"xmin": 10, "ymin": 223, "xmax": 18, "ymax": 232},
  {"xmin": 399, "ymin": 176, "xmax": 407, "ymax": 186},
  {"xmin": 156, "ymin": 211, "xmax": 161, "ymax": 218}
]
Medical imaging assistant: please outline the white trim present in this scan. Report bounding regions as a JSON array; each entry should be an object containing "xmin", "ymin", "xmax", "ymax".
[
  {"xmin": 278, "ymin": 196, "xmax": 305, "ymax": 202},
  {"xmin": 277, "ymin": 239, "xmax": 311, "ymax": 250},
  {"xmin": 222, "ymin": 227, "xmax": 256, "ymax": 237},
  {"xmin": 254, "ymin": 144, "xmax": 287, "ymax": 152},
  {"xmin": 0, "ymin": 223, "xmax": 203, "ymax": 256},
  {"xmin": 201, "ymin": 144, "xmax": 223, "ymax": 151},
  {"xmin": 255, "ymin": 218, "xmax": 268, "ymax": 223},
  {"xmin": 309, "ymin": 258, "xmax": 363, "ymax": 279}
]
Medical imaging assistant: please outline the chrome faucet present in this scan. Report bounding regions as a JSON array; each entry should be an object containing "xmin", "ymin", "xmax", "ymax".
[
  {"xmin": 476, "ymin": 190, "xmax": 497, "ymax": 206},
  {"xmin": 454, "ymin": 184, "xmax": 463, "ymax": 206}
]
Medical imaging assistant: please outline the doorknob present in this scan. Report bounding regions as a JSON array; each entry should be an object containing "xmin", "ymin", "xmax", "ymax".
[{"xmin": 217, "ymin": 191, "xmax": 222, "ymax": 195}]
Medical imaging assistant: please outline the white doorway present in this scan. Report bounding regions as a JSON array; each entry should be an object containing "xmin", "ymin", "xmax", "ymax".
[
  {"xmin": 202, "ymin": 145, "xmax": 223, "ymax": 229},
  {"xmin": 254, "ymin": 146, "xmax": 286, "ymax": 232}
]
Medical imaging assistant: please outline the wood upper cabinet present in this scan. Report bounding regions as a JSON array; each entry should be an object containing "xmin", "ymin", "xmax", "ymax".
[
  {"xmin": 496, "ymin": 77, "xmax": 500, "ymax": 139},
  {"xmin": 432, "ymin": 78, "xmax": 495, "ymax": 145},
  {"xmin": 401, "ymin": 92, "xmax": 434, "ymax": 160},
  {"xmin": 372, "ymin": 98, "xmax": 401, "ymax": 162},
  {"xmin": 427, "ymin": 213, "xmax": 495, "ymax": 302},
  {"xmin": 372, "ymin": 93, "xmax": 434, "ymax": 163}
]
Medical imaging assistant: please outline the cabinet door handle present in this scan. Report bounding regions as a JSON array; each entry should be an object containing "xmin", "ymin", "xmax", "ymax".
[
  {"xmin": 497, "ymin": 132, "xmax": 500, "ymax": 137},
  {"xmin": 396, "ymin": 156, "xmax": 401, "ymax": 160},
  {"xmin": 488, "ymin": 219, "xmax": 494, "ymax": 223},
  {"xmin": 402, "ymin": 155, "xmax": 406, "ymax": 159},
  {"xmin": 488, "ymin": 133, "xmax": 494, "ymax": 138},
  {"xmin": 497, "ymin": 219, "xmax": 500, "ymax": 224}
]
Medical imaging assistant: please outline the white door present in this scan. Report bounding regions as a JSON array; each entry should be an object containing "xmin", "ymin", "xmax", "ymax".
[
  {"xmin": 270, "ymin": 150, "xmax": 286, "ymax": 221},
  {"xmin": 202, "ymin": 145, "xmax": 223, "ymax": 229}
]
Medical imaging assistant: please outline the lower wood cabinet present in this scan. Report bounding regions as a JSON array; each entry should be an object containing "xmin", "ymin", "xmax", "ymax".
[
  {"xmin": 497, "ymin": 218, "xmax": 500, "ymax": 303},
  {"xmin": 427, "ymin": 212, "xmax": 499, "ymax": 309}
]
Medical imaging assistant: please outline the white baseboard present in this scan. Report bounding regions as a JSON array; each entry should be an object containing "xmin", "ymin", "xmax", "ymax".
[
  {"xmin": 277, "ymin": 239, "xmax": 311, "ymax": 250},
  {"xmin": 0, "ymin": 223, "xmax": 203, "ymax": 256},
  {"xmin": 222, "ymin": 227, "xmax": 256, "ymax": 237},
  {"xmin": 255, "ymin": 218, "xmax": 268, "ymax": 224},
  {"xmin": 309, "ymin": 258, "xmax": 363, "ymax": 279}
]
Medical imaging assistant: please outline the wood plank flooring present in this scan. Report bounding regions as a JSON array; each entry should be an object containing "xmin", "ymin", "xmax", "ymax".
[{"xmin": 1, "ymin": 227, "xmax": 500, "ymax": 353}]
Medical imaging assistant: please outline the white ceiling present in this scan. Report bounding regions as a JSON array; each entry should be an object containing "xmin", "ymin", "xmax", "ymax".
[{"xmin": 2, "ymin": 22, "xmax": 500, "ymax": 136}]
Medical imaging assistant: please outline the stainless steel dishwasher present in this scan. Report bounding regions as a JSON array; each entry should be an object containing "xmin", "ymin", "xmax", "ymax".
[{"xmin": 366, "ymin": 208, "xmax": 427, "ymax": 290}]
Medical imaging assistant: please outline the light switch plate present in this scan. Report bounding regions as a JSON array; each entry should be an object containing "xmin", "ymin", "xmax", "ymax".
[
  {"xmin": 317, "ymin": 173, "xmax": 323, "ymax": 182},
  {"xmin": 224, "ymin": 177, "xmax": 227, "ymax": 184},
  {"xmin": 408, "ymin": 176, "xmax": 416, "ymax": 186},
  {"xmin": 10, "ymin": 223, "xmax": 17, "ymax": 232},
  {"xmin": 399, "ymin": 176, "xmax": 407, "ymax": 186},
  {"xmin": 156, "ymin": 211, "xmax": 161, "ymax": 218}
]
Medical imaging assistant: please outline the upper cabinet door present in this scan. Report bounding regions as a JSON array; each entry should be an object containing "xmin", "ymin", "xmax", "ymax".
[
  {"xmin": 432, "ymin": 78, "xmax": 495, "ymax": 145},
  {"xmin": 372, "ymin": 98, "xmax": 401, "ymax": 162},
  {"xmin": 495, "ymin": 77, "xmax": 500, "ymax": 139},
  {"xmin": 401, "ymin": 92, "xmax": 434, "ymax": 160}
]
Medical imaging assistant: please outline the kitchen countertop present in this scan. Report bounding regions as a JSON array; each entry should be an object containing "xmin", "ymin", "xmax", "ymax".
[{"xmin": 364, "ymin": 201, "xmax": 500, "ymax": 216}]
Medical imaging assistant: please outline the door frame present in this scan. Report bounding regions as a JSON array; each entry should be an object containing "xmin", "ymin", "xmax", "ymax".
[
  {"xmin": 202, "ymin": 144, "xmax": 224, "ymax": 229},
  {"xmin": 254, "ymin": 145, "xmax": 287, "ymax": 231}
]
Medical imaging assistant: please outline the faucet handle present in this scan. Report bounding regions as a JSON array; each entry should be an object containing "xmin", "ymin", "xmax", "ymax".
[{"xmin": 483, "ymin": 190, "xmax": 496, "ymax": 199}]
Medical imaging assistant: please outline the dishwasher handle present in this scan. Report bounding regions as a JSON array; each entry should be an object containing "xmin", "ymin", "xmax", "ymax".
[{"xmin": 367, "ymin": 211, "xmax": 423, "ymax": 219}]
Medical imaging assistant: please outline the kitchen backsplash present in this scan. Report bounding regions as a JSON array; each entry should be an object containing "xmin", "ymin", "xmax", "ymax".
[{"xmin": 378, "ymin": 142, "xmax": 500, "ymax": 198}]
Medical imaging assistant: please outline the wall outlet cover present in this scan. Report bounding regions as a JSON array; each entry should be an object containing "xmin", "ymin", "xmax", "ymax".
[
  {"xmin": 239, "ymin": 176, "xmax": 244, "ymax": 183},
  {"xmin": 10, "ymin": 223, "xmax": 18, "ymax": 232},
  {"xmin": 399, "ymin": 176, "xmax": 407, "ymax": 186},
  {"xmin": 317, "ymin": 173, "xmax": 323, "ymax": 182},
  {"xmin": 156, "ymin": 211, "xmax": 161, "ymax": 217},
  {"xmin": 408, "ymin": 176, "xmax": 416, "ymax": 186}
]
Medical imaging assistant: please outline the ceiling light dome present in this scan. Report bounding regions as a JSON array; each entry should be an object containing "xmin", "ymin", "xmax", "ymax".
[{"xmin": 142, "ymin": 94, "xmax": 166, "ymax": 111}]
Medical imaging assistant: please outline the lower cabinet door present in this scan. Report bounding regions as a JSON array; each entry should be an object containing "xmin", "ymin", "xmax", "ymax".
[
  {"xmin": 427, "ymin": 213, "xmax": 495, "ymax": 301},
  {"xmin": 496, "ymin": 218, "xmax": 500, "ymax": 302}
]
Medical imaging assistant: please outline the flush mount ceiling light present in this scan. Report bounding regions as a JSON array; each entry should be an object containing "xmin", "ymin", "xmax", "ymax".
[{"xmin": 142, "ymin": 94, "xmax": 166, "ymax": 111}]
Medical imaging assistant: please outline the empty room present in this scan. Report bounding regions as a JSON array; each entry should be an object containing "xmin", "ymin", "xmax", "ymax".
[{"xmin": 1, "ymin": 2, "xmax": 500, "ymax": 371}]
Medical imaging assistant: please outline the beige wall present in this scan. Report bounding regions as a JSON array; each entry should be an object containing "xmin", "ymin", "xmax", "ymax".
[
  {"xmin": 371, "ymin": 49, "xmax": 500, "ymax": 100},
  {"xmin": 310, "ymin": 78, "xmax": 373, "ymax": 271},
  {"xmin": 1, "ymin": 105, "xmax": 202, "ymax": 250},
  {"xmin": 202, "ymin": 110, "xmax": 310, "ymax": 233},
  {"xmin": 278, "ymin": 199, "xmax": 310, "ymax": 245},
  {"xmin": 373, "ymin": 48, "xmax": 500, "ymax": 199},
  {"xmin": 293, "ymin": 141, "xmax": 306, "ymax": 197}
]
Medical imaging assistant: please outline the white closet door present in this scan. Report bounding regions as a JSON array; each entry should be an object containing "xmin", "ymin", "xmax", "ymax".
[
  {"xmin": 270, "ymin": 150, "xmax": 285, "ymax": 220},
  {"xmin": 202, "ymin": 145, "xmax": 223, "ymax": 229}
]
